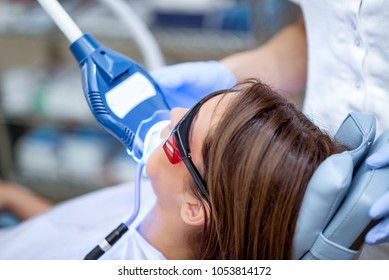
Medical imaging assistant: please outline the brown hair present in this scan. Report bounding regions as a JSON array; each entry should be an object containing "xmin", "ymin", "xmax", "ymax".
[{"xmin": 189, "ymin": 80, "xmax": 341, "ymax": 259}]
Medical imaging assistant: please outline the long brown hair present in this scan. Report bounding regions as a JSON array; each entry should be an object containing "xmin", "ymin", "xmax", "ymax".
[{"xmin": 189, "ymin": 80, "xmax": 341, "ymax": 259}]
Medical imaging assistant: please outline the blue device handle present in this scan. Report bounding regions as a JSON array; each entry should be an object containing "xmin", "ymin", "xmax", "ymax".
[{"xmin": 69, "ymin": 33, "xmax": 170, "ymax": 162}]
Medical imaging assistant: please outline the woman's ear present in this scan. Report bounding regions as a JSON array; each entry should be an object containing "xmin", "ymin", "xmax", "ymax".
[{"xmin": 180, "ymin": 194, "xmax": 207, "ymax": 227}]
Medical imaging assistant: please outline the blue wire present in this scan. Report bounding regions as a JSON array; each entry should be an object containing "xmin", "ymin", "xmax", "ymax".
[
  {"xmin": 83, "ymin": 162, "xmax": 145, "ymax": 259},
  {"xmin": 124, "ymin": 163, "xmax": 144, "ymax": 227}
]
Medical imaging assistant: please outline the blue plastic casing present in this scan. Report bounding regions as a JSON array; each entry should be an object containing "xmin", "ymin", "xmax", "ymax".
[{"xmin": 69, "ymin": 33, "xmax": 170, "ymax": 162}]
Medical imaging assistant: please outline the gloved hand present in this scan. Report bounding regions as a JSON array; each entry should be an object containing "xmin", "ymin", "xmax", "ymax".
[
  {"xmin": 151, "ymin": 61, "xmax": 236, "ymax": 108},
  {"xmin": 364, "ymin": 143, "xmax": 389, "ymax": 244}
]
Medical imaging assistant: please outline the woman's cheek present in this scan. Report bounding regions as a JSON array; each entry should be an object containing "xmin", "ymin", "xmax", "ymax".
[
  {"xmin": 145, "ymin": 145, "xmax": 164, "ymax": 180},
  {"xmin": 145, "ymin": 145, "xmax": 182, "ymax": 202}
]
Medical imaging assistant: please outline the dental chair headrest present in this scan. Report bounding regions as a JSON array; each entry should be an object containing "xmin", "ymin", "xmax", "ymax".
[{"xmin": 293, "ymin": 112, "xmax": 378, "ymax": 259}]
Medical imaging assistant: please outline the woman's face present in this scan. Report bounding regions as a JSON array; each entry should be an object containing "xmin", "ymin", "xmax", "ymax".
[{"xmin": 146, "ymin": 93, "xmax": 236, "ymax": 210}]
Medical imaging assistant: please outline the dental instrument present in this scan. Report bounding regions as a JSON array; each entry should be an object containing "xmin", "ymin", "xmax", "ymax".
[
  {"xmin": 36, "ymin": 0, "xmax": 170, "ymax": 164},
  {"xmin": 36, "ymin": 0, "xmax": 169, "ymax": 259}
]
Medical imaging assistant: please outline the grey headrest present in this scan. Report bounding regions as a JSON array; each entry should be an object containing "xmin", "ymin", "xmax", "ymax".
[
  {"xmin": 293, "ymin": 112, "xmax": 376, "ymax": 259},
  {"xmin": 303, "ymin": 130, "xmax": 389, "ymax": 259}
]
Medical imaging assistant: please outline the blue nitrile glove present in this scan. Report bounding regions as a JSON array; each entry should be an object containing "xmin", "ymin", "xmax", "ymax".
[
  {"xmin": 365, "ymin": 143, "xmax": 389, "ymax": 244},
  {"xmin": 150, "ymin": 61, "xmax": 237, "ymax": 108}
]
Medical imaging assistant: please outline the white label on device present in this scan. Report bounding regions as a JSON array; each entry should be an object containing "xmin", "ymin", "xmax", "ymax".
[{"xmin": 105, "ymin": 72, "xmax": 157, "ymax": 119}]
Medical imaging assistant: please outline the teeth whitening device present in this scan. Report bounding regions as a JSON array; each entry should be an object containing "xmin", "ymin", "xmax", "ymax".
[{"xmin": 36, "ymin": 0, "xmax": 170, "ymax": 259}]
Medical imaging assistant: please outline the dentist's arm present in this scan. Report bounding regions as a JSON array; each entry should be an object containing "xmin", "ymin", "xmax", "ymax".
[
  {"xmin": 152, "ymin": 16, "xmax": 307, "ymax": 108},
  {"xmin": 364, "ymin": 144, "xmax": 389, "ymax": 244},
  {"xmin": 221, "ymin": 16, "xmax": 307, "ymax": 97}
]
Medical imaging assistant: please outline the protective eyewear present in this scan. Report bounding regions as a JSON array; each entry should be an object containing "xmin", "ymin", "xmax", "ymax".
[{"xmin": 163, "ymin": 90, "xmax": 227, "ymax": 202}]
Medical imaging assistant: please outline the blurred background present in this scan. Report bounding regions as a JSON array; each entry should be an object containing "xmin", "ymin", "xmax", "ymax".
[{"xmin": 0, "ymin": 0, "xmax": 300, "ymax": 202}]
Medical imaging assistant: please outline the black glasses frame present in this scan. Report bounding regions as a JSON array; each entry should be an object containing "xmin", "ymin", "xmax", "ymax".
[{"xmin": 166, "ymin": 90, "xmax": 228, "ymax": 202}]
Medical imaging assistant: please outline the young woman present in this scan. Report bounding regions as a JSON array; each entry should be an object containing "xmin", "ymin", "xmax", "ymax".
[{"xmin": 0, "ymin": 80, "xmax": 341, "ymax": 259}]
